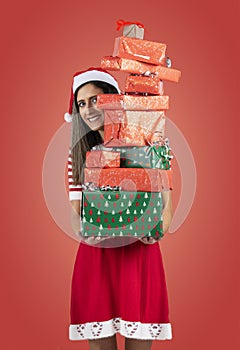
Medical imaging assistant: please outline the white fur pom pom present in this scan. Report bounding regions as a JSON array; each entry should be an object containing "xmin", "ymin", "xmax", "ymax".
[{"xmin": 64, "ymin": 113, "xmax": 73, "ymax": 123}]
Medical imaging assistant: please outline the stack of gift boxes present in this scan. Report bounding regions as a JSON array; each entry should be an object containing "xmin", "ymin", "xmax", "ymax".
[{"xmin": 81, "ymin": 22, "xmax": 181, "ymax": 239}]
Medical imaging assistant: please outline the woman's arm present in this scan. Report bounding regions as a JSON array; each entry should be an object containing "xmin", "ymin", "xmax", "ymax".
[{"xmin": 70, "ymin": 200, "xmax": 81, "ymax": 234}]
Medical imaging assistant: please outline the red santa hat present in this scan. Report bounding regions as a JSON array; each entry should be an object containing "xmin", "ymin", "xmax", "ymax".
[{"xmin": 64, "ymin": 67, "xmax": 120, "ymax": 122}]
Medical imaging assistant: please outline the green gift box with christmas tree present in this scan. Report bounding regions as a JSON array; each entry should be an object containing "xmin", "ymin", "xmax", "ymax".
[
  {"xmin": 81, "ymin": 190, "xmax": 163, "ymax": 239},
  {"xmin": 112, "ymin": 144, "xmax": 173, "ymax": 170}
]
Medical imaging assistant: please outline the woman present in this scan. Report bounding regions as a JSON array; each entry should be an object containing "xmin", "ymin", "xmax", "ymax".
[{"xmin": 66, "ymin": 67, "xmax": 173, "ymax": 350}]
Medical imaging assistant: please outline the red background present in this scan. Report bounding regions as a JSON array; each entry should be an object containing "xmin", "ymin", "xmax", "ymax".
[{"xmin": 1, "ymin": 0, "xmax": 239, "ymax": 349}]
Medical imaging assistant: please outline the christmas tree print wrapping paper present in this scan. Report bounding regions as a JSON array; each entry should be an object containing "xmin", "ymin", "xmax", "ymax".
[{"xmin": 81, "ymin": 190, "xmax": 163, "ymax": 238}]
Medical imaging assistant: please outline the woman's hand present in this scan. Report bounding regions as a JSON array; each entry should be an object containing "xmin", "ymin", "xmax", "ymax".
[
  {"xmin": 70, "ymin": 200, "xmax": 81, "ymax": 234},
  {"xmin": 139, "ymin": 236, "xmax": 158, "ymax": 244},
  {"xmin": 80, "ymin": 235, "xmax": 112, "ymax": 246}
]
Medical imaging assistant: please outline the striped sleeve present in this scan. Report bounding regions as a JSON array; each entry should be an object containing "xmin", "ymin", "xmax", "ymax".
[{"xmin": 68, "ymin": 149, "xmax": 82, "ymax": 201}]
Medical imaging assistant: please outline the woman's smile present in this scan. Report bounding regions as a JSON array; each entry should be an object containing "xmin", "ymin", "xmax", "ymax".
[{"xmin": 87, "ymin": 114, "xmax": 102, "ymax": 122}]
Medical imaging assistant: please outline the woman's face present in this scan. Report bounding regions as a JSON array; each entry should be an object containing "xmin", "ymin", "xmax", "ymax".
[{"xmin": 76, "ymin": 83, "xmax": 104, "ymax": 131}]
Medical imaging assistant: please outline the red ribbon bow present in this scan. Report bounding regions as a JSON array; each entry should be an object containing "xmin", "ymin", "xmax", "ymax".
[{"xmin": 116, "ymin": 19, "xmax": 145, "ymax": 31}]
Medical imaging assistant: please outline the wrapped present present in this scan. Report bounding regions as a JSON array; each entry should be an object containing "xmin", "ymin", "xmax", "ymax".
[
  {"xmin": 84, "ymin": 168, "xmax": 173, "ymax": 192},
  {"xmin": 112, "ymin": 144, "xmax": 173, "ymax": 170},
  {"xmin": 81, "ymin": 190, "xmax": 163, "ymax": 238},
  {"xmin": 103, "ymin": 110, "xmax": 166, "ymax": 147},
  {"xmin": 86, "ymin": 150, "xmax": 120, "ymax": 168},
  {"xmin": 116, "ymin": 20, "xmax": 145, "ymax": 39},
  {"xmin": 123, "ymin": 24, "xmax": 144, "ymax": 39},
  {"xmin": 125, "ymin": 75, "xmax": 164, "ymax": 95},
  {"xmin": 113, "ymin": 36, "xmax": 166, "ymax": 65},
  {"xmin": 97, "ymin": 94, "xmax": 169, "ymax": 110},
  {"xmin": 101, "ymin": 56, "xmax": 181, "ymax": 83}
]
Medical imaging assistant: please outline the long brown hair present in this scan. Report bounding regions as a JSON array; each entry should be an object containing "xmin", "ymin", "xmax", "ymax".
[{"xmin": 71, "ymin": 81, "xmax": 118, "ymax": 185}]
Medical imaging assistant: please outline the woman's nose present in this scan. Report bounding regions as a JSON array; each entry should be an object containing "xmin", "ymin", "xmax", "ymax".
[{"xmin": 86, "ymin": 99, "xmax": 93, "ymax": 109}]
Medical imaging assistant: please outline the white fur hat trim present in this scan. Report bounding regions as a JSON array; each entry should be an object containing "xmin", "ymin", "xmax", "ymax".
[{"xmin": 64, "ymin": 113, "xmax": 73, "ymax": 123}]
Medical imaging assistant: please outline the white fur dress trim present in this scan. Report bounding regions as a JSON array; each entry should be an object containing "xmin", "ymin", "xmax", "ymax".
[{"xmin": 69, "ymin": 317, "xmax": 172, "ymax": 340}]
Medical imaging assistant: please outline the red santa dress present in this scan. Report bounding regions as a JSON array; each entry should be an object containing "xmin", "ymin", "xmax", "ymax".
[{"xmin": 68, "ymin": 148, "xmax": 172, "ymax": 341}]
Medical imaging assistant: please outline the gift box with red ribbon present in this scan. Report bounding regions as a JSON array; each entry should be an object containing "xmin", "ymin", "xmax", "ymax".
[
  {"xmin": 84, "ymin": 167, "xmax": 172, "ymax": 192},
  {"xmin": 81, "ymin": 190, "xmax": 164, "ymax": 238},
  {"xmin": 116, "ymin": 19, "xmax": 145, "ymax": 39},
  {"xmin": 103, "ymin": 110, "xmax": 166, "ymax": 147}
]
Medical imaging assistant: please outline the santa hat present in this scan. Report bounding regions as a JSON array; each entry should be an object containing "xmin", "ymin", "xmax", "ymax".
[{"xmin": 64, "ymin": 67, "xmax": 120, "ymax": 122}]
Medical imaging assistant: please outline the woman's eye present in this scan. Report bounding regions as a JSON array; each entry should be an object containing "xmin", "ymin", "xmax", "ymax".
[
  {"xmin": 78, "ymin": 101, "xmax": 85, "ymax": 108},
  {"xmin": 91, "ymin": 97, "xmax": 97, "ymax": 104}
]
